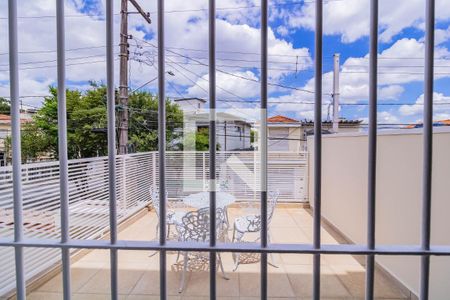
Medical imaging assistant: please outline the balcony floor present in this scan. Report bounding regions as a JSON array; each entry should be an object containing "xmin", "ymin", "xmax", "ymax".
[{"xmin": 28, "ymin": 206, "xmax": 411, "ymax": 299}]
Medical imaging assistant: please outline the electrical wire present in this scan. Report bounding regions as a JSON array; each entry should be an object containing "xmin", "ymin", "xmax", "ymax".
[
  {"xmin": 134, "ymin": 37, "xmax": 322, "ymax": 94},
  {"xmin": 0, "ymin": 0, "xmax": 344, "ymax": 20},
  {"xmin": 0, "ymin": 45, "xmax": 107, "ymax": 56}
]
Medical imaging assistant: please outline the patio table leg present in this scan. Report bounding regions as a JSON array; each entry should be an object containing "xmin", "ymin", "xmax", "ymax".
[{"xmin": 178, "ymin": 252, "xmax": 189, "ymax": 293}]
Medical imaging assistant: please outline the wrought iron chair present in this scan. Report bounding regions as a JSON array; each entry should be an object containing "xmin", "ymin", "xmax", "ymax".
[
  {"xmin": 231, "ymin": 190, "xmax": 280, "ymax": 271},
  {"xmin": 149, "ymin": 186, "xmax": 186, "ymax": 240},
  {"xmin": 175, "ymin": 207, "xmax": 229, "ymax": 293},
  {"xmin": 203, "ymin": 176, "xmax": 232, "ymax": 228}
]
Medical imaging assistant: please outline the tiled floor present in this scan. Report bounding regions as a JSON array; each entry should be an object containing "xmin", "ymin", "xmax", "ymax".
[{"xmin": 27, "ymin": 207, "xmax": 411, "ymax": 299}]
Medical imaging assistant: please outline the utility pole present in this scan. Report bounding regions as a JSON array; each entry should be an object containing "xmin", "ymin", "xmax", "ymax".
[
  {"xmin": 332, "ymin": 53, "xmax": 340, "ymax": 133},
  {"xmin": 118, "ymin": 0, "xmax": 151, "ymax": 154}
]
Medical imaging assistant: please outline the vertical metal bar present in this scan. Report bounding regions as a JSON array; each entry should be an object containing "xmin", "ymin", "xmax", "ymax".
[
  {"xmin": 260, "ymin": 0, "xmax": 268, "ymax": 299},
  {"xmin": 106, "ymin": 0, "xmax": 118, "ymax": 299},
  {"xmin": 313, "ymin": 0, "xmax": 323, "ymax": 299},
  {"xmin": 157, "ymin": 0, "xmax": 167, "ymax": 299},
  {"xmin": 8, "ymin": 0, "xmax": 26, "ymax": 299},
  {"xmin": 420, "ymin": 0, "xmax": 435, "ymax": 299},
  {"xmin": 208, "ymin": 0, "xmax": 217, "ymax": 299},
  {"xmin": 56, "ymin": 0, "xmax": 71, "ymax": 298},
  {"xmin": 365, "ymin": 0, "xmax": 378, "ymax": 299}
]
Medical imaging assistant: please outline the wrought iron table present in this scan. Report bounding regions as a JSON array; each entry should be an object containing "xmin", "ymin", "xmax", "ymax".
[{"xmin": 182, "ymin": 191, "xmax": 235, "ymax": 209}]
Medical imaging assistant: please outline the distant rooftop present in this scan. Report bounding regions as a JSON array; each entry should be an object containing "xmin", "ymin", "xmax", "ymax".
[
  {"xmin": 173, "ymin": 97, "xmax": 207, "ymax": 103},
  {"xmin": 301, "ymin": 119, "xmax": 363, "ymax": 126},
  {"xmin": 405, "ymin": 119, "xmax": 450, "ymax": 129},
  {"xmin": 267, "ymin": 115, "xmax": 299, "ymax": 123},
  {"xmin": 0, "ymin": 113, "xmax": 31, "ymax": 124},
  {"xmin": 267, "ymin": 115, "xmax": 362, "ymax": 127}
]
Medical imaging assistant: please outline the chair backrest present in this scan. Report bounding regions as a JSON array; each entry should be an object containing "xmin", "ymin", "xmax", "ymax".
[
  {"xmin": 177, "ymin": 207, "xmax": 227, "ymax": 242},
  {"xmin": 149, "ymin": 186, "xmax": 161, "ymax": 217},
  {"xmin": 242, "ymin": 190, "xmax": 280, "ymax": 233},
  {"xmin": 267, "ymin": 190, "xmax": 280, "ymax": 224},
  {"xmin": 203, "ymin": 176, "xmax": 231, "ymax": 192}
]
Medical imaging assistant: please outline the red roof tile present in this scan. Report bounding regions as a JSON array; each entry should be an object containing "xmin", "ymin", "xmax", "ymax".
[
  {"xmin": 0, "ymin": 114, "xmax": 11, "ymax": 121},
  {"xmin": 267, "ymin": 115, "xmax": 299, "ymax": 123}
]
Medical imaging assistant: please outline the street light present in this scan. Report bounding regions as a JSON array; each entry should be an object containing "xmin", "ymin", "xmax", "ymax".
[{"xmin": 130, "ymin": 71, "xmax": 175, "ymax": 94}]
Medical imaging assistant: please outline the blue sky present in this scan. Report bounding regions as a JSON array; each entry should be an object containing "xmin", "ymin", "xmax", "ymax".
[{"xmin": 0, "ymin": 0, "xmax": 450, "ymax": 127}]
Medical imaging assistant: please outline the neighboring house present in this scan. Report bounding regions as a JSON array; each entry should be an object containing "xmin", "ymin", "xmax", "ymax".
[
  {"xmin": 267, "ymin": 115, "xmax": 303, "ymax": 152},
  {"xmin": 0, "ymin": 112, "xmax": 34, "ymax": 166},
  {"xmin": 174, "ymin": 97, "xmax": 207, "ymax": 111},
  {"xmin": 267, "ymin": 115, "xmax": 362, "ymax": 152},
  {"xmin": 175, "ymin": 98, "xmax": 253, "ymax": 151},
  {"xmin": 0, "ymin": 114, "xmax": 11, "ymax": 166}
]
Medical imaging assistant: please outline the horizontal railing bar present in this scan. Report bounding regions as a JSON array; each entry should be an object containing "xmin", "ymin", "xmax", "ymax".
[{"xmin": 1, "ymin": 239, "xmax": 450, "ymax": 255}]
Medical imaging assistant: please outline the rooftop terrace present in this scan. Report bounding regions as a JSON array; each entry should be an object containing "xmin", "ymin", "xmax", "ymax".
[{"xmin": 26, "ymin": 206, "xmax": 410, "ymax": 300}]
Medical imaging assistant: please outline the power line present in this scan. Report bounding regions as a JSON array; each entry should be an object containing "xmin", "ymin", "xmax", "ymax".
[
  {"xmin": 166, "ymin": 57, "xmax": 249, "ymax": 101},
  {"xmin": 0, "ymin": 0, "xmax": 343, "ymax": 20},
  {"xmin": 341, "ymin": 71, "xmax": 450, "ymax": 75},
  {"xmin": 134, "ymin": 38, "xmax": 321, "ymax": 94},
  {"xmin": 165, "ymin": 53, "xmax": 312, "ymax": 64},
  {"xmin": 345, "ymin": 64, "xmax": 450, "ymax": 68},
  {"xmin": 0, "ymin": 53, "xmax": 118, "ymax": 68},
  {"xmin": 164, "ymin": 60, "xmax": 257, "ymax": 119},
  {"xmin": 0, "ymin": 45, "xmax": 107, "ymax": 56},
  {"xmin": 0, "ymin": 58, "xmax": 119, "ymax": 72}
]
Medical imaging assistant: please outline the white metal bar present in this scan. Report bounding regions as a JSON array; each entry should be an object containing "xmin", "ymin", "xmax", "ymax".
[
  {"xmin": 208, "ymin": 0, "xmax": 217, "ymax": 298},
  {"xmin": 1, "ymin": 240, "xmax": 450, "ymax": 256},
  {"xmin": 365, "ymin": 0, "xmax": 378, "ymax": 299},
  {"xmin": 105, "ymin": 0, "xmax": 118, "ymax": 299},
  {"xmin": 157, "ymin": 0, "xmax": 167, "ymax": 298},
  {"xmin": 313, "ymin": 0, "xmax": 323, "ymax": 299},
  {"xmin": 420, "ymin": 0, "xmax": 435, "ymax": 299},
  {"xmin": 8, "ymin": 0, "xmax": 26, "ymax": 298},
  {"xmin": 260, "ymin": 0, "xmax": 269, "ymax": 298},
  {"xmin": 55, "ymin": 0, "xmax": 71, "ymax": 298}
]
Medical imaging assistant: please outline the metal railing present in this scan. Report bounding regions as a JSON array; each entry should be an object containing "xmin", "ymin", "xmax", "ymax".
[
  {"xmin": 0, "ymin": 154, "xmax": 153, "ymax": 295},
  {"xmin": 2, "ymin": 0, "xmax": 449, "ymax": 300},
  {"xmin": 0, "ymin": 150, "xmax": 307, "ymax": 295}
]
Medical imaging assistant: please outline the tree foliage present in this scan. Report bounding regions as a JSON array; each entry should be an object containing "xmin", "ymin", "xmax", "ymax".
[
  {"xmin": 127, "ymin": 91, "xmax": 184, "ymax": 152},
  {"xmin": 6, "ymin": 84, "xmax": 185, "ymax": 161},
  {"xmin": 0, "ymin": 97, "xmax": 10, "ymax": 115}
]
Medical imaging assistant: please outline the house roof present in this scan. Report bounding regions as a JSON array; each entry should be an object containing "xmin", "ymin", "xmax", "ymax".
[
  {"xmin": 0, "ymin": 114, "xmax": 31, "ymax": 124},
  {"xmin": 173, "ymin": 97, "xmax": 207, "ymax": 103},
  {"xmin": 405, "ymin": 119, "xmax": 450, "ymax": 129},
  {"xmin": 183, "ymin": 110, "xmax": 252, "ymax": 125},
  {"xmin": 300, "ymin": 119, "xmax": 362, "ymax": 126},
  {"xmin": 267, "ymin": 115, "xmax": 361, "ymax": 128},
  {"xmin": 267, "ymin": 115, "xmax": 299, "ymax": 123},
  {"xmin": 0, "ymin": 114, "xmax": 11, "ymax": 121}
]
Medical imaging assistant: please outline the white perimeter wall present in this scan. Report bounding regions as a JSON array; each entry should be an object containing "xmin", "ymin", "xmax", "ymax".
[{"xmin": 307, "ymin": 128, "xmax": 450, "ymax": 299}]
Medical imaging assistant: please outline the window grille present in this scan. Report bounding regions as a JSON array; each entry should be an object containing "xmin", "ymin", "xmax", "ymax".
[{"xmin": 1, "ymin": 0, "xmax": 448, "ymax": 300}]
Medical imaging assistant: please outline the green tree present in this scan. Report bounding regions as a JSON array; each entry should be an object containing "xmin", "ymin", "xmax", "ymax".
[
  {"xmin": 4, "ymin": 123, "xmax": 49, "ymax": 163},
  {"xmin": 194, "ymin": 127, "xmax": 210, "ymax": 151},
  {"xmin": 14, "ymin": 84, "xmax": 185, "ymax": 160},
  {"xmin": 183, "ymin": 127, "xmax": 220, "ymax": 151},
  {"xmin": 0, "ymin": 97, "xmax": 10, "ymax": 115},
  {"xmin": 33, "ymin": 86, "xmax": 107, "ymax": 159},
  {"xmin": 128, "ymin": 91, "xmax": 184, "ymax": 152}
]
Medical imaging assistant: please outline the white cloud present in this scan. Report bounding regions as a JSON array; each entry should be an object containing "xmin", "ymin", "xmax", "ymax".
[
  {"xmin": 283, "ymin": 0, "xmax": 450, "ymax": 43},
  {"xmin": 0, "ymin": 0, "xmax": 311, "ymax": 106},
  {"xmin": 378, "ymin": 111, "xmax": 400, "ymax": 124},
  {"xmin": 399, "ymin": 92, "xmax": 450, "ymax": 120},
  {"xmin": 276, "ymin": 25, "xmax": 289, "ymax": 37},
  {"xmin": 297, "ymin": 38, "xmax": 450, "ymax": 104},
  {"xmin": 267, "ymin": 37, "xmax": 450, "ymax": 123},
  {"xmin": 435, "ymin": 25, "xmax": 450, "ymax": 46},
  {"xmin": 187, "ymin": 70, "xmax": 260, "ymax": 99}
]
